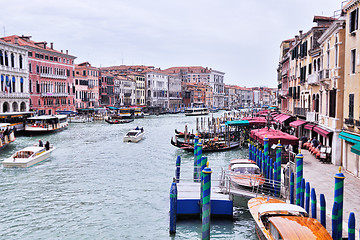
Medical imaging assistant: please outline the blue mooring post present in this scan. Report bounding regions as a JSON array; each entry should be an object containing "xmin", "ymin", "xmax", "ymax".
[
  {"xmin": 202, "ymin": 165, "xmax": 212, "ymax": 240},
  {"xmin": 320, "ymin": 194, "xmax": 326, "ymax": 228},
  {"xmin": 334, "ymin": 167, "xmax": 345, "ymax": 240},
  {"xmin": 275, "ymin": 141, "xmax": 282, "ymax": 197},
  {"xmin": 196, "ymin": 141, "xmax": 203, "ymax": 183},
  {"xmin": 193, "ymin": 135, "xmax": 199, "ymax": 182},
  {"xmin": 348, "ymin": 212, "xmax": 355, "ymax": 240},
  {"xmin": 248, "ymin": 142, "xmax": 251, "ymax": 160},
  {"xmin": 169, "ymin": 180, "xmax": 177, "ymax": 235},
  {"xmin": 295, "ymin": 150, "xmax": 304, "ymax": 206},
  {"xmin": 176, "ymin": 156, "xmax": 181, "ymax": 183},
  {"xmin": 262, "ymin": 152, "xmax": 266, "ymax": 176},
  {"xmin": 300, "ymin": 178, "xmax": 305, "ymax": 208},
  {"xmin": 305, "ymin": 182, "xmax": 310, "ymax": 213},
  {"xmin": 269, "ymin": 158, "xmax": 273, "ymax": 195},
  {"xmin": 332, "ymin": 202, "xmax": 339, "ymax": 240},
  {"xmin": 200, "ymin": 156, "xmax": 208, "ymax": 215},
  {"xmin": 290, "ymin": 172, "xmax": 294, "ymax": 204},
  {"xmin": 311, "ymin": 188, "xmax": 317, "ymax": 219}
]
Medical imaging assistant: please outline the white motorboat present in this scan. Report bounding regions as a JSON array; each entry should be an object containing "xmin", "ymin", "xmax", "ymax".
[
  {"xmin": 25, "ymin": 115, "xmax": 68, "ymax": 133},
  {"xmin": 69, "ymin": 115, "xmax": 93, "ymax": 123},
  {"xmin": 2, "ymin": 145, "xmax": 55, "ymax": 168},
  {"xmin": 0, "ymin": 123, "xmax": 16, "ymax": 150},
  {"xmin": 123, "ymin": 127, "xmax": 145, "ymax": 143},
  {"xmin": 184, "ymin": 107, "xmax": 209, "ymax": 116}
]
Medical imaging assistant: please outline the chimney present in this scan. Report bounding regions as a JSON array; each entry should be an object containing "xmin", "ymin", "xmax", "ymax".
[
  {"xmin": 50, "ymin": 42, "xmax": 53, "ymax": 49},
  {"xmin": 14, "ymin": 37, "xmax": 18, "ymax": 45},
  {"xmin": 299, "ymin": 30, "xmax": 303, "ymax": 38},
  {"xmin": 66, "ymin": 50, "xmax": 68, "ymax": 55},
  {"xmin": 295, "ymin": 35, "xmax": 299, "ymax": 42},
  {"xmin": 61, "ymin": 50, "xmax": 63, "ymax": 53}
]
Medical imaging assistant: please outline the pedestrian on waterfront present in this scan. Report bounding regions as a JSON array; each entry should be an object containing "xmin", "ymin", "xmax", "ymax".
[
  {"xmin": 301, "ymin": 135, "xmax": 307, "ymax": 149},
  {"xmin": 311, "ymin": 137, "xmax": 318, "ymax": 148},
  {"xmin": 45, "ymin": 141, "xmax": 50, "ymax": 151},
  {"xmin": 38, "ymin": 139, "xmax": 43, "ymax": 147}
]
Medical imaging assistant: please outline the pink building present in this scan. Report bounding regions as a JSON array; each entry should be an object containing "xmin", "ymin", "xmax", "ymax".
[
  {"xmin": 75, "ymin": 62, "xmax": 99, "ymax": 109},
  {"xmin": 1, "ymin": 35, "xmax": 76, "ymax": 115}
]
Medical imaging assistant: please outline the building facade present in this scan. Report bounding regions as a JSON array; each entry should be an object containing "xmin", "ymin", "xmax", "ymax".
[
  {"xmin": 74, "ymin": 62, "xmax": 99, "ymax": 109},
  {"xmin": 0, "ymin": 39, "xmax": 30, "ymax": 112}
]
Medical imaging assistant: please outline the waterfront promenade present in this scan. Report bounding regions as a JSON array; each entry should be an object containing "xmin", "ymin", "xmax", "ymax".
[{"xmin": 301, "ymin": 149, "xmax": 360, "ymax": 238}]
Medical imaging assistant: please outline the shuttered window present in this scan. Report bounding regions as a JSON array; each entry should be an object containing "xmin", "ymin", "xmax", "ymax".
[
  {"xmin": 329, "ymin": 89, "xmax": 336, "ymax": 118},
  {"xmin": 349, "ymin": 93, "xmax": 354, "ymax": 119},
  {"xmin": 350, "ymin": 8, "xmax": 359, "ymax": 33}
]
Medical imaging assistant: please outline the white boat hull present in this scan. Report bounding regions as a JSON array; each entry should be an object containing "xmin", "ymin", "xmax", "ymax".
[
  {"xmin": 2, "ymin": 148, "xmax": 55, "ymax": 168},
  {"xmin": 123, "ymin": 132, "xmax": 145, "ymax": 143}
]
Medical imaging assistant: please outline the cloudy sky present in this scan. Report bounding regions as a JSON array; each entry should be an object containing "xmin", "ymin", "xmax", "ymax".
[{"xmin": 1, "ymin": 0, "xmax": 343, "ymax": 87}]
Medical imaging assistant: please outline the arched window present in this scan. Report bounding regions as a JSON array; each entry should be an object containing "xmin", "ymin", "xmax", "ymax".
[
  {"xmin": 314, "ymin": 59, "xmax": 317, "ymax": 72},
  {"xmin": 19, "ymin": 55, "xmax": 23, "ymax": 69},
  {"xmin": 4, "ymin": 51, "xmax": 8, "ymax": 66},
  {"xmin": 12, "ymin": 76, "xmax": 16, "ymax": 92},
  {"xmin": 11, "ymin": 53, "xmax": 15, "ymax": 67},
  {"xmin": 0, "ymin": 50, "xmax": 3, "ymax": 65}
]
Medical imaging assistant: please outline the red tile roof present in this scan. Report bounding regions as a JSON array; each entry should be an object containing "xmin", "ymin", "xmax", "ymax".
[
  {"xmin": 163, "ymin": 66, "xmax": 212, "ymax": 74},
  {"xmin": 0, "ymin": 35, "xmax": 75, "ymax": 58}
]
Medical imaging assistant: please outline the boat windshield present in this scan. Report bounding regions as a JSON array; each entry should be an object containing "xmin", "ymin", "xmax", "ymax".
[
  {"xmin": 233, "ymin": 167, "xmax": 260, "ymax": 174},
  {"xmin": 126, "ymin": 132, "xmax": 138, "ymax": 137},
  {"xmin": 15, "ymin": 151, "xmax": 34, "ymax": 158}
]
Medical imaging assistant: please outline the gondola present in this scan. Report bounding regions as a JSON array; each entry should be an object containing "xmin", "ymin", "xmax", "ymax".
[
  {"xmin": 170, "ymin": 137, "xmax": 240, "ymax": 152},
  {"xmin": 105, "ymin": 118, "xmax": 134, "ymax": 124}
]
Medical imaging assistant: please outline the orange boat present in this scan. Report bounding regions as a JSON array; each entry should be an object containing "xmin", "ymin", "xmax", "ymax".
[
  {"xmin": 228, "ymin": 159, "xmax": 265, "ymax": 188},
  {"xmin": 248, "ymin": 197, "xmax": 332, "ymax": 240}
]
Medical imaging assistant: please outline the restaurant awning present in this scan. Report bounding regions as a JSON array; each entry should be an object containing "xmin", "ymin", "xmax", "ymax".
[
  {"xmin": 351, "ymin": 143, "xmax": 360, "ymax": 156},
  {"xmin": 304, "ymin": 123, "xmax": 316, "ymax": 130},
  {"xmin": 339, "ymin": 131, "xmax": 360, "ymax": 144},
  {"xmin": 290, "ymin": 120, "xmax": 307, "ymax": 128},
  {"xmin": 313, "ymin": 126, "xmax": 332, "ymax": 137},
  {"xmin": 274, "ymin": 114, "xmax": 291, "ymax": 123}
]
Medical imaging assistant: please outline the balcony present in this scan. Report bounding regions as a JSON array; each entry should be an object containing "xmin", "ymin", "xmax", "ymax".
[
  {"xmin": 41, "ymin": 92, "xmax": 69, "ymax": 97},
  {"xmin": 307, "ymin": 73, "xmax": 320, "ymax": 85},
  {"xmin": 345, "ymin": 118, "xmax": 354, "ymax": 127},
  {"xmin": 319, "ymin": 69, "xmax": 330, "ymax": 80},
  {"xmin": 306, "ymin": 111, "xmax": 319, "ymax": 122},
  {"xmin": 294, "ymin": 107, "xmax": 309, "ymax": 117},
  {"xmin": 0, "ymin": 92, "xmax": 30, "ymax": 99},
  {"xmin": 40, "ymin": 73, "xmax": 67, "ymax": 80}
]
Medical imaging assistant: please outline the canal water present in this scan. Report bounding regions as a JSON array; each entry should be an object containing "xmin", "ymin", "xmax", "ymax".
[{"xmin": 0, "ymin": 112, "xmax": 256, "ymax": 239}]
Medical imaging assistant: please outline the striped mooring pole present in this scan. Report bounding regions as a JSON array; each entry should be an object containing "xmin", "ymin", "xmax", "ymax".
[
  {"xmin": 295, "ymin": 150, "xmax": 304, "ymax": 206},
  {"xmin": 305, "ymin": 182, "xmax": 310, "ymax": 213},
  {"xmin": 202, "ymin": 165, "xmax": 212, "ymax": 240},
  {"xmin": 311, "ymin": 188, "xmax": 317, "ymax": 219},
  {"xmin": 193, "ymin": 135, "xmax": 199, "ymax": 182},
  {"xmin": 269, "ymin": 158, "xmax": 273, "ymax": 194},
  {"xmin": 248, "ymin": 142, "xmax": 252, "ymax": 160},
  {"xmin": 200, "ymin": 156, "xmax": 208, "ymax": 214},
  {"xmin": 196, "ymin": 141, "xmax": 203, "ymax": 182},
  {"xmin": 300, "ymin": 178, "xmax": 305, "ymax": 208},
  {"xmin": 175, "ymin": 156, "xmax": 181, "ymax": 183},
  {"xmin": 275, "ymin": 141, "xmax": 282, "ymax": 196},
  {"xmin": 320, "ymin": 194, "xmax": 326, "ymax": 228},
  {"xmin": 348, "ymin": 212, "xmax": 355, "ymax": 240},
  {"xmin": 169, "ymin": 180, "xmax": 178, "ymax": 234},
  {"xmin": 290, "ymin": 172, "xmax": 294, "ymax": 204},
  {"xmin": 264, "ymin": 135, "xmax": 269, "ymax": 159},
  {"xmin": 332, "ymin": 201, "xmax": 339, "ymax": 240},
  {"xmin": 334, "ymin": 167, "xmax": 345, "ymax": 240}
]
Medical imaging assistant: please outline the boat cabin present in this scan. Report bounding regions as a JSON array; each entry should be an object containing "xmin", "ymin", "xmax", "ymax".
[{"xmin": 231, "ymin": 163, "xmax": 261, "ymax": 175}]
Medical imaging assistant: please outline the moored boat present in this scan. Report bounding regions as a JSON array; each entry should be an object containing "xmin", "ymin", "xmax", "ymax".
[
  {"xmin": 170, "ymin": 137, "xmax": 240, "ymax": 152},
  {"xmin": 25, "ymin": 115, "xmax": 68, "ymax": 133},
  {"xmin": 0, "ymin": 123, "xmax": 16, "ymax": 150},
  {"xmin": 248, "ymin": 197, "xmax": 332, "ymax": 240},
  {"xmin": 123, "ymin": 127, "xmax": 145, "ymax": 143},
  {"xmin": 2, "ymin": 144, "xmax": 55, "ymax": 168},
  {"xmin": 104, "ymin": 116, "xmax": 134, "ymax": 124},
  {"xmin": 229, "ymin": 159, "xmax": 265, "ymax": 188}
]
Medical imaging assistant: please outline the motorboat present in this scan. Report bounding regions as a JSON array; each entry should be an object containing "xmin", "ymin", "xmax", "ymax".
[
  {"xmin": 123, "ymin": 127, "xmax": 145, "ymax": 143},
  {"xmin": 248, "ymin": 197, "xmax": 332, "ymax": 240},
  {"xmin": 184, "ymin": 107, "xmax": 209, "ymax": 116},
  {"xmin": 105, "ymin": 118, "xmax": 134, "ymax": 124},
  {"xmin": 2, "ymin": 145, "xmax": 55, "ymax": 168},
  {"xmin": 0, "ymin": 123, "xmax": 16, "ymax": 150},
  {"xmin": 25, "ymin": 115, "xmax": 68, "ymax": 133},
  {"xmin": 69, "ymin": 115, "xmax": 93, "ymax": 123},
  {"xmin": 228, "ymin": 159, "xmax": 265, "ymax": 188}
]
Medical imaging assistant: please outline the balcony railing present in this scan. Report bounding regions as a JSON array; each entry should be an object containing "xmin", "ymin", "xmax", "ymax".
[
  {"xmin": 345, "ymin": 118, "xmax": 354, "ymax": 126},
  {"xmin": 40, "ymin": 73, "xmax": 67, "ymax": 80},
  {"xmin": 294, "ymin": 107, "xmax": 309, "ymax": 117},
  {"xmin": 307, "ymin": 111, "xmax": 319, "ymax": 122},
  {"xmin": 41, "ymin": 92, "xmax": 69, "ymax": 97},
  {"xmin": 307, "ymin": 73, "xmax": 319, "ymax": 85},
  {"xmin": 0, "ymin": 92, "xmax": 30, "ymax": 99}
]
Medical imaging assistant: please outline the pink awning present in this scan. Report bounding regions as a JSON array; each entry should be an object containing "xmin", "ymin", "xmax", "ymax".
[
  {"xmin": 275, "ymin": 114, "xmax": 291, "ymax": 123},
  {"xmin": 313, "ymin": 126, "xmax": 332, "ymax": 137},
  {"xmin": 304, "ymin": 123, "xmax": 316, "ymax": 130},
  {"xmin": 290, "ymin": 120, "xmax": 307, "ymax": 128}
]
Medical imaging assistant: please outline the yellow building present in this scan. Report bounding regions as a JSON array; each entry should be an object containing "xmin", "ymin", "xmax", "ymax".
[
  {"xmin": 317, "ymin": 17, "xmax": 346, "ymax": 165},
  {"xmin": 339, "ymin": 1, "xmax": 360, "ymax": 177},
  {"xmin": 127, "ymin": 73, "xmax": 145, "ymax": 106}
]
